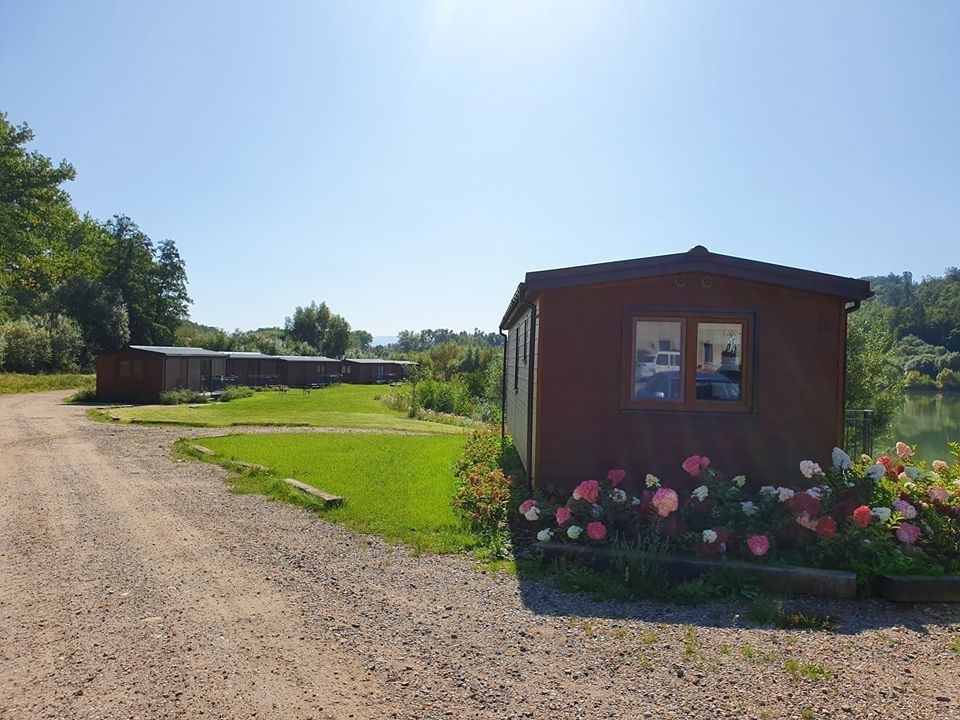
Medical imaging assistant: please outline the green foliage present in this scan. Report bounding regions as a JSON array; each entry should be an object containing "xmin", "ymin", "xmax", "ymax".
[
  {"xmin": 744, "ymin": 598, "xmax": 835, "ymax": 630},
  {"xmin": 0, "ymin": 318, "xmax": 51, "ymax": 372},
  {"xmin": 846, "ymin": 309, "xmax": 905, "ymax": 434},
  {"xmin": 158, "ymin": 389, "xmax": 208, "ymax": 405},
  {"xmin": 284, "ymin": 301, "xmax": 351, "ymax": 358},
  {"xmin": 0, "ymin": 372, "xmax": 93, "ymax": 395},
  {"xmin": 220, "ymin": 385, "xmax": 255, "ymax": 402},
  {"xmin": 451, "ymin": 429, "xmax": 517, "ymax": 557}
]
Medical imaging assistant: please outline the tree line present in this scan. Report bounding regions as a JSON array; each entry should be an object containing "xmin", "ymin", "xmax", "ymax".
[{"xmin": 1, "ymin": 112, "xmax": 190, "ymax": 372}]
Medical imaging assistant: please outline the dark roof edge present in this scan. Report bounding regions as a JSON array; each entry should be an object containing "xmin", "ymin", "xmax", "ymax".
[
  {"xmin": 499, "ymin": 282, "xmax": 528, "ymax": 330},
  {"xmin": 521, "ymin": 247, "xmax": 874, "ymax": 302}
]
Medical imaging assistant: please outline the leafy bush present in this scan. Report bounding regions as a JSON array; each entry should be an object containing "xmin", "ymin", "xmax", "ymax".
[
  {"xmin": 936, "ymin": 368, "xmax": 960, "ymax": 389},
  {"xmin": 451, "ymin": 428, "xmax": 516, "ymax": 557},
  {"xmin": 904, "ymin": 370, "xmax": 937, "ymax": 389},
  {"xmin": 158, "ymin": 389, "xmax": 207, "ymax": 405},
  {"xmin": 0, "ymin": 318, "xmax": 52, "ymax": 372},
  {"xmin": 220, "ymin": 385, "xmax": 254, "ymax": 402}
]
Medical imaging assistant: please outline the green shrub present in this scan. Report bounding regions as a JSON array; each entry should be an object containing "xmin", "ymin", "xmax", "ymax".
[
  {"xmin": 220, "ymin": 385, "xmax": 254, "ymax": 402},
  {"xmin": 451, "ymin": 428, "xmax": 516, "ymax": 557},
  {"xmin": 904, "ymin": 370, "xmax": 937, "ymax": 389},
  {"xmin": 158, "ymin": 389, "xmax": 207, "ymax": 405},
  {"xmin": 0, "ymin": 318, "xmax": 51, "ymax": 373},
  {"xmin": 416, "ymin": 377, "xmax": 476, "ymax": 417},
  {"xmin": 936, "ymin": 368, "xmax": 960, "ymax": 389}
]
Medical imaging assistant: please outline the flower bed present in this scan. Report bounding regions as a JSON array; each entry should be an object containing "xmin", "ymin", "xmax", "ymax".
[{"xmin": 518, "ymin": 442, "xmax": 960, "ymax": 597}]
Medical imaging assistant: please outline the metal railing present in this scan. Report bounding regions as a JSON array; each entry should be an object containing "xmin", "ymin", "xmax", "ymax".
[{"xmin": 844, "ymin": 409, "xmax": 874, "ymax": 458}]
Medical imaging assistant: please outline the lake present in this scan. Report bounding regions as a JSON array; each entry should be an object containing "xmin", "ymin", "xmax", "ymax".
[{"xmin": 881, "ymin": 391, "xmax": 960, "ymax": 461}]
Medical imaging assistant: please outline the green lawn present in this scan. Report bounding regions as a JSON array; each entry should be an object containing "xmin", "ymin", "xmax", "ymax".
[
  {"xmin": 101, "ymin": 384, "xmax": 467, "ymax": 434},
  {"xmin": 197, "ymin": 432, "xmax": 473, "ymax": 553},
  {"xmin": 0, "ymin": 373, "xmax": 94, "ymax": 395}
]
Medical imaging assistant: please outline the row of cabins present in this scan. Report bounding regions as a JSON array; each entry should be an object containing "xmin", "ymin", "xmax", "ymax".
[{"xmin": 97, "ymin": 346, "xmax": 414, "ymax": 403}]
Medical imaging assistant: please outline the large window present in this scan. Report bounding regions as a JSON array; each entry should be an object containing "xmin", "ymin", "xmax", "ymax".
[{"xmin": 624, "ymin": 312, "xmax": 752, "ymax": 412}]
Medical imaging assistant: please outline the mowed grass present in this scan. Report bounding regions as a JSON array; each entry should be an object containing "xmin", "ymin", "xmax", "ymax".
[
  {"xmin": 199, "ymin": 432, "xmax": 473, "ymax": 553},
  {"xmin": 0, "ymin": 373, "xmax": 94, "ymax": 394},
  {"xmin": 103, "ymin": 384, "xmax": 466, "ymax": 434}
]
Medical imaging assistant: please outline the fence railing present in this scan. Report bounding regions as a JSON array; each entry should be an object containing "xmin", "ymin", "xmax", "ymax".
[{"xmin": 844, "ymin": 409, "xmax": 874, "ymax": 458}]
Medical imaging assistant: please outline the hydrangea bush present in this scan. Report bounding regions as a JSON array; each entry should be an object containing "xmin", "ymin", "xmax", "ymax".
[{"xmin": 519, "ymin": 442, "xmax": 960, "ymax": 581}]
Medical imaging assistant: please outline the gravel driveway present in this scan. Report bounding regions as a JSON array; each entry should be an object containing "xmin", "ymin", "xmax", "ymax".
[{"xmin": 1, "ymin": 391, "xmax": 958, "ymax": 720}]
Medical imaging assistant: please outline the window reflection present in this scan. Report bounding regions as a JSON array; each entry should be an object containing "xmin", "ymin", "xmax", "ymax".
[
  {"xmin": 696, "ymin": 322, "xmax": 742, "ymax": 401},
  {"xmin": 633, "ymin": 320, "xmax": 682, "ymax": 400}
]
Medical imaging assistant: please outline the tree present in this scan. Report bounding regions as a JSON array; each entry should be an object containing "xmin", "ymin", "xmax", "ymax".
[
  {"xmin": 846, "ymin": 309, "xmax": 905, "ymax": 434},
  {"xmin": 350, "ymin": 330, "xmax": 373, "ymax": 351},
  {"xmin": 152, "ymin": 239, "xmax": 191, "ymax": 344},
  {"xmin": 321, "ymin": 314, "xmax": 351, "ymax": 358}
]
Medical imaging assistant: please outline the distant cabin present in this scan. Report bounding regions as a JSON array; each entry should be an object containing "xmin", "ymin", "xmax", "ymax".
[
  {"xmin": 499, "ymin": 246, "xmax": 873, "ymax": 493},
  {"xmin": 275, "ymin": 355, "xmax": 342, "ymax": 387},
  {"xmin": 96, "ymin": 346, "xmax": 228, "ymax": 402},
  {"xmin": 341, "ymin": 358, "xmax": 415, "ymax": 384},
  {"xmin": 226, "ymin": 352, "xmax": 282, "ymax": 387}
]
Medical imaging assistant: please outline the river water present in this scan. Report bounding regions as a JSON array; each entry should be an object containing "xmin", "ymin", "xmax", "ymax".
[{"xmin": 882, "ymin": 391, "xmax": 960, "ymax": 462}]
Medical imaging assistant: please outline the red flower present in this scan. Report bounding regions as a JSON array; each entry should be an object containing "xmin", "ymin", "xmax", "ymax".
[
  {"xmin": 786, "ymin": 492, "xmax": 822, "ymax": 517},
  {"xmin": 815, "ymin": 516, "xmax": 837, "ymax": 538},
  {"xmin": 877, "ymin": 455, "xmax": 894, "ymax": 470},
  {"xmin": 851, "ymin": 505, "xmax": 872, "ymax": 529}
]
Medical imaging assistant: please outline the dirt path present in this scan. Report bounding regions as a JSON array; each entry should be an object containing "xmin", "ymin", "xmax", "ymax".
[{"xmin": 2, "ymin": 392, "xmax": 959, "ymax": 720}]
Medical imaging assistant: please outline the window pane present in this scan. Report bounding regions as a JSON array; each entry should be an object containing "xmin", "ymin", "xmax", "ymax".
[
  {"xmin": 696, "ymin": 322, "xmax": 742, "ymax": 401},
  {"xmin": 633, "ymin": 320, "xmax": 682, "ymax": 400}
]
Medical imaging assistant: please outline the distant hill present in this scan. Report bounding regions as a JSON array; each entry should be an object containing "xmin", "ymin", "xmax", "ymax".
[{"xmin": 372, "ymin": 335, "xmax": 399, "ymax": 347}]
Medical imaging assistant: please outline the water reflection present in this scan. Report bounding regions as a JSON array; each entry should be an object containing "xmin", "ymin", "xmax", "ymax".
[{"xmin": 882, "ymin": 392, "xmax": 960, "ymax": 461}]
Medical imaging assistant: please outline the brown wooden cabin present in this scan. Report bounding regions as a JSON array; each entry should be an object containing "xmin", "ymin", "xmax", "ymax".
[
  {"xmin": 225, "ymin": 352, "xmax": 282, "ymax": 387},
  {"xmin": 500, "ymin": 246, "xmax": 873, "ymax": 495},
  {"xmin": 276, "ymin": 356, "xmax": 341, "ymax": 387},
  {"xmin": 96, "ymin": 346, "xmax": 228, "ymax": 402},
  {"xmin": 340, "ymin": 359, "xmax": 415, "ymax": 384}
]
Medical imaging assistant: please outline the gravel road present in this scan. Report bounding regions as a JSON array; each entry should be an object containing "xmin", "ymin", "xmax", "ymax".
[{"xmin": 1, "ymin": 391, "xmax": 958, "ymax": 720}]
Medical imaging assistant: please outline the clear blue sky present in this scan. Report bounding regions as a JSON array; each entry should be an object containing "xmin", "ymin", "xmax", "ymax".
[{"xmin": 2, "ymin": 1, "xmax": 957, "ymax": 336}]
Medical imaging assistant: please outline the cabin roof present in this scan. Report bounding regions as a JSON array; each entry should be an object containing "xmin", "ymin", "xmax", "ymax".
[
  {"xmin": 344, "ymin": 358, "xmax": 416, "ymax": 365},
  {"xmin": 274, "ymin": 355, "xmax": 340, "ymax": 363},
  {"xmin": 129, "ymin": 345, "xmax": 228, "ymax": 357},
  {"xmin": 500, "ymin": 245, "xmax": 873, "ymax": 329}
]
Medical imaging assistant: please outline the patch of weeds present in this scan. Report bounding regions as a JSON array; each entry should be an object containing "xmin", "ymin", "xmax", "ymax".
[
  {"xmin": 784, "ymin": 634, "xmax": 799, "ymax": 646},
  {"xmin": 759, "ymin": 712, "xmax": 772, "ymax": 719},
  {"xmin": 800, "ymin": 709, "xmax": 815, "ymax": 720},
  {"xmin": 640, "ymin": 631, "xmax": 657, "ymax": 646},
  {"xmin": 740, "ymin": 644, "xmax": 755, "ymax": 659},
  {"xmin": 950, "ymin": 637, "xmax": 960, "ymax": 656},
  {"xmin": 745, "ymin": 598, "xmax": 835, "ymax": 631},
  {"xmin": 637, "ymin": 656, "xmax": 653, "ymax": 671},
  {"xmin": 567, "ymin": 617, "xmax": 598, "ymax": 638},
  {"xmin": 682, "ymin": 625, "xmax": 699, "ymax": 660},
  {"xmin": 719, "ymin": 644, "xmax": 732, "ymax": 655},
  {"xmin": 785, "ymin": 659, "xmax": 833, "ymax": 681},
  {"xmin": 549, "ymin": 559, "xmax": 633, "ymax": 601},
  {"xmin": 613, "ymin": 627, "xmax": 629, "ymax": 639}
]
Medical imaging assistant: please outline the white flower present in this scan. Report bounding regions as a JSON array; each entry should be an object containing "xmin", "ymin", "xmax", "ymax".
[
  {"xmin": 572, "ymin": 488, "xmax": 582, "ymax": 501},
  {"xmin": 645, "ymin": 473, "xmax": 661, "ymax": 488},
  {"xmin": 799, "ymin": 460, "xmax": 818, "ymax": 479},
  {"xmin": 871, "ymin": 507, "xmax": 892, "ymax": 523},
  {"xmin": 777, "ymin": 487, "xmax": 795, "ymax": 502},
  {"xmin": 591, "ymin": 503, "xmax": 604, "ymax": 518},
  {"xmin": 866, "ymin": 464, "xmax": 885, "ymax": 482},
  {"xmin": 904, "ymin": 467, "xmax": 921, "ymax": 480},
  {"xmin": 536, "ymin": 528, "xmax": 553, "ymax": 542},
  {"xmin": 740, "ymin": 501, "xmax": 758, "ymax": 516},
  {"xmin": 897, "ymin": 471, "xmax": 910, "ymax": 482},
  {"xmin": 702, "ymin": 529, "xmax": 718, "ymax": 544},
  {"xmin": 759, "ymin": 485, "xmax": 777, "ymax": 496},
  {"xmin": 903, "ymin": 481, "xmax": 916, "ymax": 492},
  {"xmin": 733, "ymin": 475, "xmax": 746, "ymax": 488},
  {"xmin": 523, "ymin": 506, "xmax": 541, "ymax": 522},
  {"xmin": 567, "ymin": 525, "xmax": 583, "ymax": 540},
  {"xmin": 832, "ymin": 447, "xmax": 852, "ymax": 471},
  {"xmin": 805, "ymin": 487, "xmax": 823, "ymax": 500},
  {"xmin": 630, "ymin": 495, "xmax": 642, "ymax": 506},
  {"xmin": 692, "ymin": 485, "xmax": 709, "ymax": 502},
  {"xmin": 610, "ymin": 488, "xmax": 627, "ymax": 504}
]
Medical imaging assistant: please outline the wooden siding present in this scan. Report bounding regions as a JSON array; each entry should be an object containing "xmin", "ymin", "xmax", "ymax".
[
  {"xmin": 531, "ymin": 272, "xmax": 849, "ymax": 494},
  {"xmin": 504, "ymin": 305, "xmax": 534, "ymax": 474}
]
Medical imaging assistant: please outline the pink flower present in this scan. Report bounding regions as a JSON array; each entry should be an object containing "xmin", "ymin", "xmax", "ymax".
[
  {"xmin": 928, "ymin": 487, "xmax": 950, "ymax": 503},
  {"xmin": 586, "ymin": 521, "xmax": 607, "ymax": 542},
  {"xmin": 851, "ymin": 505, "xmax": 873, "ymax": 529},
  {"xmin": 747, "ymin": 535, "xmax": 770, "ymax": 557},
  {"xmin": 607, "ymin": 469, "xmax": 627, "ymax": 487},
  {"xmin": 893, "ymin": 499, "xmax": 917, "ymax": 519},
  {"xmin": 682, "ymin": 455, "xmax": 711, "ymax": 477},
  {"xmin": 651, "ymin": 488, "xmax": 680, "ymax": 517},
  {"xmin": 895, "ymin": 442, "xmax": 914, "ymax": 459},
  {"xmin": 896, "ymin": 522, "xmax": 921, "ymax": 544},
  {"xmin": 877, "ymin": 455, "xmax": 894, "ymax": 471},
  {"xmin": 796, "ymin": 512, "xmax": 818, "ymax": 531},
  {"xmin": 555, "ymin": 506, "xmax": 573, "ymax": 525},
  {"xmin": 932, "ymin": 460, "xmax": 949, "ymax": 473},
  {"xmin": 518, "ymin": 499, "xmax": 537, "ymax": 514},
  {"xmin": 572, "ymin": 479, "xmax": 601, "ymax": 504}
]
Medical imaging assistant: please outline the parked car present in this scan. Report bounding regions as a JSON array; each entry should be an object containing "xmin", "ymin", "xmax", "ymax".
[
  {"xmin": 635, "ymin": 371, "xmax": 740, "ymax": 401},
  {"xmin": 635, "ymin": 352, "xmax": 657, "ymax": 379}
]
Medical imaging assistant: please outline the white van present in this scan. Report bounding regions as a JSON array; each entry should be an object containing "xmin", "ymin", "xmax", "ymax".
[{"xmin": 653, "ymin": 350, "xmax": 681, "ymax": 373}]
